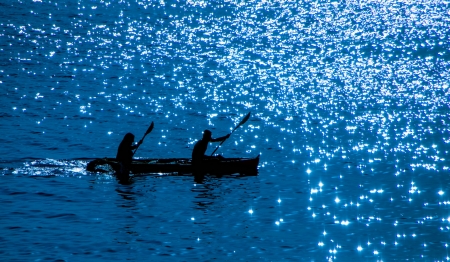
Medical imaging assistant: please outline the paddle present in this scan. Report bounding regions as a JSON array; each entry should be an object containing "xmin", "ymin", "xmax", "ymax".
[
  {"xmin": 210, "ymin": 112, "xmax": 251, "ymax": 156},
  {"xmin": 132, "ymin": 121, "xmax": 154, "ymax": 156}
]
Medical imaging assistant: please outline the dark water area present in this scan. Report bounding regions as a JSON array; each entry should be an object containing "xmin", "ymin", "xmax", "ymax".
[{"xmin": 1, "ymin": 0, "xmax": 450, "ymax": 260}]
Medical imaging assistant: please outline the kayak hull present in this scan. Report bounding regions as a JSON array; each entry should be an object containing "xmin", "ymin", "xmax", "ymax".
[{"xmin": 86, "ymin": 155, "xmax": 260, "ymax": 176}]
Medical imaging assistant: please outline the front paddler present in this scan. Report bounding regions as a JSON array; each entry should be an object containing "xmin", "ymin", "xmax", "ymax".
[
  {"xmin": 116, "ymin": 133, "xmax": 141, "ymax": 181},
  {"xmin": 115, "ymin": 121, "xmax": 154, "ymax": 182}
]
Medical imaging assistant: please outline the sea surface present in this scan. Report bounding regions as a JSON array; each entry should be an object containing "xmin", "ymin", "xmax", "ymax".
[{"xmin": 1, "ymin": 0, "xmax": 450, "ymax": 261}]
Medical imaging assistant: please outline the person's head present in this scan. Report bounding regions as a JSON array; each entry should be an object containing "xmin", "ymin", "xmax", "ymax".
[
  {"xmin": 123, "ymin": 133, "xmax": 135, "ymax": 144},
  {"xmin": 202, "ymin": 129, "xmax": 212, "ymax": 140}
]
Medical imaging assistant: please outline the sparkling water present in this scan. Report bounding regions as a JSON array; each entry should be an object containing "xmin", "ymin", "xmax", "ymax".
[{"xmin": 1, "ymin": 0, "xmax": 449, "ymax": 260}]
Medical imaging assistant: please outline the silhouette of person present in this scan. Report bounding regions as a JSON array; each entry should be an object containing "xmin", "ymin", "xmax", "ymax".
[
  {"xmin": 192, "ymin": 129, "xmax": 230, "ymax": 182},
  {"xmin": 116, "ymin": 133, "xmax": 141, "ymax": 182}
]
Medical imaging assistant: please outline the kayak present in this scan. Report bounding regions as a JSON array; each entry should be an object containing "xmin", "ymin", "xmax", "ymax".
[{"xmin": 86, "ymin": 155, "xmax": 260, "ymax": 176}]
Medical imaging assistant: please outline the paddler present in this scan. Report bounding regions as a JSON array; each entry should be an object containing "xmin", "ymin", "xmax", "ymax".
[
  {"xmin": 192, "ymin": 129, "xmax": 230, "ymax": 182},
  {"xmin": 116, "ymin": 133, "xmax": 142, "ymax": 182}
]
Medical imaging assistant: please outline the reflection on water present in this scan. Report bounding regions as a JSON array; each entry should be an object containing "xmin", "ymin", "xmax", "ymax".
[
  {"xmin": 116, "ymin": 186, "xmax": 136, "ymax": 203},
  {"xmin": 191, "ymin": 179, "xmax": 222, "ymax": 210}
]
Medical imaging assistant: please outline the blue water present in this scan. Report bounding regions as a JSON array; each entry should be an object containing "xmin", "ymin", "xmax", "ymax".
[{"xmin": 1, "ymin": 0, "xmax": 450, "ymax": 260}]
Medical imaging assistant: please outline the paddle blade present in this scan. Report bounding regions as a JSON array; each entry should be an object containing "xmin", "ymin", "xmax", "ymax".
[
  {"xmin": 233, "ymin": 112, "xmax": 251, "ymax": 132},
  {"xmin": 145, "ymin": 121, "xmax": 154, "ymax": 135}
]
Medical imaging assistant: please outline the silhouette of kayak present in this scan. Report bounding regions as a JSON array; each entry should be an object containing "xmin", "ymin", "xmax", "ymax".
[{"xmin": 86, "ymin": 155, "xmax": 260, "ymax": 176}]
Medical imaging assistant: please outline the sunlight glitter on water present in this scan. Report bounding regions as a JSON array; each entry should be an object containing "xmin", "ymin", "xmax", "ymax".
[{"xmin": 2, "ymin": 0, "xmax": 450, "ymax": 260}]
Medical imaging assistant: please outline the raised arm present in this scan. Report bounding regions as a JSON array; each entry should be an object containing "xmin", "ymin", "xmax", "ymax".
[{"xmin": 211, "ymin": 133, "xmax": 230, "ymax": 142}]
